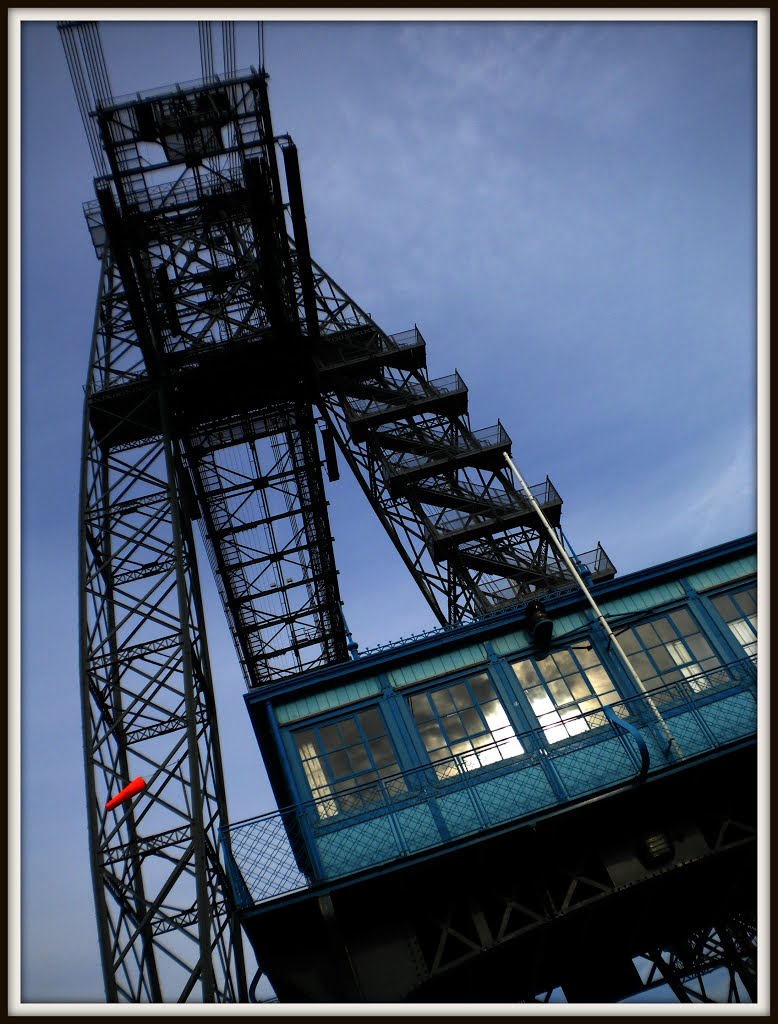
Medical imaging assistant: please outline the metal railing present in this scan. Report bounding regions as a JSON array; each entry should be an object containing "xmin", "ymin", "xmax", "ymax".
[
  {"xmin": 576, "ymin": 543, "xmax": 617, "ymax": 580},
  {"xmin": 345, "ymin": 372, "xmax": 467, "ymax": 419},
  {"xmin": 315, "ymin": 326, "xmax": 425, "ymax": 371},
  {"xmin": 221, "ymin": 659, "xmax": 756, "ymax": 909},
  {"xmin": 381, "ymin": 423, "xmax": 511, "ymax": 477},
  {"xmin": 97, "ymin": 67, "xmax": 261, "ymax": 111},
  {"xmin": 426, "ymin": 477, "xmax": 561, "ymax": 538}
]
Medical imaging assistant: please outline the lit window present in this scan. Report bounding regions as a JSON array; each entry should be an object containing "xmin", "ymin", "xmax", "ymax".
[
  {"xmin": 293, "ymin": 709, "xmax": 406, "ymax": 819},
  {"xmin": 512, "ymin": 645, "xmax": 622, "ymax": 744},
  {"xmin": 408, "ymin": 673, "xmax": 523, "ymax": 779},
  {"xmin": 710, "ymin": 586, "xmax": 757, "ymax": 660},
  {"xmin": 618, "ymin": 608, "xmax": 728, "ymax": 704}
]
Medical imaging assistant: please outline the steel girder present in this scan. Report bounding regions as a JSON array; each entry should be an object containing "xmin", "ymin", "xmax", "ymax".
[{"xmin": 79, "ymin": 254, "xmax": 246, "ymax": 1001}]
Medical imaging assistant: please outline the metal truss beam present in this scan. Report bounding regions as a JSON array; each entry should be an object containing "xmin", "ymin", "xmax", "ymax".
[{"xmin": 79, "ymin": 253, "xmax": 246, "ymax": 1001}]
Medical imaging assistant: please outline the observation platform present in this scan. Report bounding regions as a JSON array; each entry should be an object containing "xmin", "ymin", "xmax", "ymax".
[
  {"xmin": 342, "ymin": 372, "xmax": 469, "ymax": 442},
  {"xmin": 222, "ymin": 534, "xmax": 758, "ymax": 1002},
  {"xmin": 380, "ymin": 422, "xmax": 512, "ymax": 494}
]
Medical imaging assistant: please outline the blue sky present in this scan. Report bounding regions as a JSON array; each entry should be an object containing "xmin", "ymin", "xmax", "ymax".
[{"xmin": 16, "ymin": 15, "xmax": 759, "ymax": 1005}]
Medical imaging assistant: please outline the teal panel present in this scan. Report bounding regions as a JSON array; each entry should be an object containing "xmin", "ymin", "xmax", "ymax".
[
  {"xmin": 491, "ymin": 612, "xmax": 589, "ymax": 658},
  {"xmin": 600, "ymin": 581, "xmax": 685, "ymax": 617},
  {"xmin": 316, "ymin": 816, "xmax": 402, "ymax": 877},
  {"xmin": 699, "ymin": 692, "xmax": 757, "ymax": 744},
  {"xmin": 391, "ymin": 803, "xmax": 442, "ymax": 854},
  {"xmin": 471, "ymin": 765, "xmax": 557, "ymax": 825},
  {"xmin": 436, "ymin": 788, "xmax": 484, "ymax": 839},
  {"xmin": 551, "ymin": 737, "xmax": 635, "ymax": 798},
  {"xmin": 687, "ymin": 557, "xmax": 757, "ymax": 593},
  {"xmin": 387, "ymin": 643, "xmax": 487, "ymax": 689},
  {"xmin": 638, "ymin": 719, "xmax": 687, "ymax": 769},
  {"xmin": 275, "ymin": 676, "xmax": 383, "ymax": 725},
  {"xmin": 661, "ymin": 711, "xmax": 714, "ymax": 757}
]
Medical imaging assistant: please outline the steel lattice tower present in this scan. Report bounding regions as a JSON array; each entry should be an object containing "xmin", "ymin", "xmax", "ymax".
[{"xmin": 63, "ymin": 23, "xmax": 755, "ymax": 1004}]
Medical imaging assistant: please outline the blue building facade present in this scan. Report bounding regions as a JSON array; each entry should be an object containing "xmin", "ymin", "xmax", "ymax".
[{"xmin": 223, "ymin": 534, "xmax": 757, "ymax": 1001}]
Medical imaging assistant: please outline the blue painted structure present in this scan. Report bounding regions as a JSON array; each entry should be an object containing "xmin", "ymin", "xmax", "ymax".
[
  {"xmin": 224, "ymin": 534, "xmax": 757, "ymax": 904},
  {"xmin": 222, "ymin": 540, "xmax": 757, "ymax": 1003}
]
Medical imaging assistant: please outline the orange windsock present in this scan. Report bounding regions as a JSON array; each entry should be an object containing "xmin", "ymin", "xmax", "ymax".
[{"xmin": 105, "ymin": 777, "xmax": 147, "ymax": 812}]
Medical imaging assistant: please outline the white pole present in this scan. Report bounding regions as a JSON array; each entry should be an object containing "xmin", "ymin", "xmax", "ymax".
[{"xmin": 503, "ymin": 453, "xmax": 683, "ymax": 759}]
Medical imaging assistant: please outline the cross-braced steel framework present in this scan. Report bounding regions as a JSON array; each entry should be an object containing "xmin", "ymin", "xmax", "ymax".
[
  {"xmin": 64, "ymin": 19, "xmax": 618, "ymax": 998},
  {"xmin": 79, "ymin": 253, "xmax": 247, "ymax": 1000},
  {"xmin": 63, "ymin": 21, "xmax": 752, "ymax": 1005}
]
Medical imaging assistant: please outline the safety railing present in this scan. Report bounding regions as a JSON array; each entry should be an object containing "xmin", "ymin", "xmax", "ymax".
[
  {"xmin": 220, "ymin": 659, "xmax": 756, "ymax": 910},
  {"xmin": 344, "ymin": 372, "xmax": 467, "ymax": 418},
  {"xmin": 380, "ymin": 422, "xmax": 511, "ymax": 479},
  {"xmin": 425, "ymin": 477, "xmax": 561, "ymax": 540},
  {"xmin": 576, "ymin": 543, "xmax": 617, "ymax": 581},
  {"xmin": 97, "ymin": 67, "xmax": 261, "ymax": 111},
  {"xmin": 314, "ymin": 326, "xmax": 426, "ymax": 372}
]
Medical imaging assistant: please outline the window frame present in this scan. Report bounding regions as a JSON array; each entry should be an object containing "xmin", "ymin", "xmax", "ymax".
[
  {"xmin": 704, "ymin": 582, "xmax": 758, "ymax": 664},
  {"xmin": 404, "ymin": 667, "xmax": 529, "ymax": 782},
  {"xmin": 287, "ymin": 702, "xmax": 410, "ymax": 824},
  {"xmin": 509, "ymin": 640, "xmax": 626, "ymax": 749},
  {"xmin": 614, "ymin": 603, "xmax": 740, "ymax": 710}
]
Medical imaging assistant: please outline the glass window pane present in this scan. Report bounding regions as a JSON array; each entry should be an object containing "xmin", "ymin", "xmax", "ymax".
[
  {"xmin": 670, "ymin": 608, "xmax": 696, "ymax": 636},
  {"xmin": 445, "ymin": 716, "xmax": 466, "ymax": 742},
  {"xmin": 535, "ymin": 655, "xmax": 560, "ymax": 682},
  {"xmin": 629, "ymin": 651, "xmax": 654, "ymax": 680},
  {"xmin": 319, "ymin": 724, "xmax": 340, "ymax": 752},
  {"xmin": 295, "ymin": 729, "xmax": 318, "ymax": 756},
  {"xmin": 568, "ymin": 674, "xmax": 590, "ymax": 701},
  {"xmin": 469, "ymin": 673, "xmax": 494, "ymax": 703},
  {"xmin": 512, "ymin": 660, "xmax": 540, "ymax": 689},
  {"xmin": 730, "ymin": 620, "xmax": 756, "ymax": 648},
  {"xmin": 358, "ymin": 709, "xmax": 384, "ymax": 738},
  {"xmin": 450, "ymin": 683, "xmax": 473, "ymax": 711},
  {"xmin": 348, "ymin": 746, "xmax": 375, "ymax": 775},
  {"xmin": 618, "ymin": 630, "xmax": 641, "ymax": 655},
  {"xmin": 538, "ymin": 710, "xmax": 562, "ymax": 728},
  {"xmin": 636, "ymin": 623, "xmax": 661, "ymax": 647},
  {"xmin": 328, "ymin": 750, "xmax": 351, "ymax": 777},
  {"xmin": 551, "ymin": 650, "xmax": 575, "ymax": 676},
  {"xmin": 687, "ymin": 633, "xmax": 714, "ymax": 661},
  {"xmin": 586, "ymin": 666, "xmax": 612, "ymax": 695},
  {"xmin": 418, "ymin": 720, "xmax": 445, "ymax": 752},
  {"xmin": 409, "ymin": 694, "xmax": 433, "ymax": 723},
  {"xmin": 544, "ymin": 722, "xmax": 568, "ymax": 744},
  {"xmin": 667, "ymin": 640, "xmax": 692, "ymax": 667},
  {"xmin": 451, "ymin": 739, "xmax": 474, "ymax": 759},
  {"xmin": 565, "ymin": 716, "xmax": 588, "ymax": 737},
  {"xmin": 459, "ymin": 707, "xmax": 482, "ymax": 737},
  {"xmin": 333, "ymin": 776, "xmax": 357, "ymax": 793},
  {"xmin": 712, "ymin": 595, "xmax": 736, "ymax": 621},
  {"xmin": 301, "ymin": 755, "xmax": 330, "ymax": 794},
  {"xmin": 548, "ymin": 679, "xmax": 572, "ymax": 707},
  {"xmin": 654, "ymin": 618, "xmax": 678, "ymax": 644},
  {"xmin": 737, "ymin": 588, "xmax": 757, "ymax": 616},
  {"xmin": 339, "ymin": 718, "xmax": 360, "ymax": 745},
  {"xmin": 369, "ymin": 736, "xmax": 394, "ymax": 768},
  {"xmin": 412, "ymin": 675, "xmax": 518, "ymax": 774},
  {"xmin": 432, "ymin": 689, "xmax": 455, "ymax": 715},
  {"xmin": 483, "ymin": 699, "xmax": 510, "ymax": 730},
  {"xmin": 574, "ymin": 645, "xmax": 599, "ymax": 668},
  {"xmin": 497, "ymin": 734, "xmax": 524, "ymax": 759},
  {"xmin": 526, "ymin": 686, "xmax": 554, "ymax": 715},
  {"xmin": 579, "ymin": 697, "xmax": 601, "ymax": 715},
  {"xmin": 651, "ymin": 645, "xmax": 675, "ymax": 672}
]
